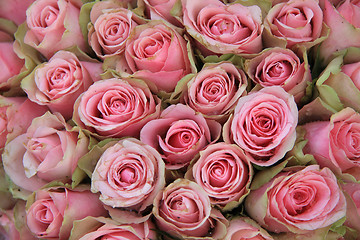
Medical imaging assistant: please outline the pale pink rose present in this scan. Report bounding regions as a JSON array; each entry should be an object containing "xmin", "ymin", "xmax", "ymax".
[
  {"xmin": 245, "ymin": 165, "xmax": 347, "ymax": 233},
  {"xmin": 182, "ymin": 62, "xmax": 248, "ymax": 122},
  {"xmin": 73, "ymin": 78, "xmax": 161, "ymax": 139},
  {"xmin": 140, "ymin": 104, "xmax": 222, "ymax": 169},
  {"xmin": 21, "ymin": 51, "xmax": 102, "ymax": 120},
  {"xmin": 181, "ymin": 0, "xmax": 263, "ymax": 55},
  {"xmin": 116, "ymin": 20, "xmax": 193, "ymax": 93},
  {"xmin": 72, "ymin": 217, "xmax": 156, "ymax": 240},
  {"xmin": 2, "ymin": 112, "xmax": 89, "ymax": 193},
  {"xmin": 153, "ymin": 179, "xmax": 227, "ymax": 239},
  {"xmin": 264, "ymin": 0, "xmax": 324, "ymax": 48},
  {"xmin": 245, "ymin": 47, "xmax": 311, "ymax": 103},
  {"xmin": 0, "ymin": 0, "xmax": 36, "ymax": 25},
  {"xmin": 303, "ymin": 107, "xmax": 360, "ymax": 181},
  {"xmin": 0, "ymin": 25, "xmax": 25, "ymax": 91},
  {"xmin": 26, "ymin": 186, "xmax": 106, "ymax": 240},
  {"xmin": 25, "ymin": 0, "xmax": 86, "ymax": 59},
  {"xmin": 224, "ymin": 217, "xmax": 274, "ymax": 240},
  {"xmin": 342, "ymin": 61, "xmax": 360, "ymax": 89},
  {"xmin": 91, "ymin": 138, "xmax": 165, "ymax": 212},
  {"xmin": 337, "ymin": 0, "xmax": 360, "ymax": 28},
  {"xmin": 186, "ymin": 142, "xmax": 253, "ymax": 209},
  {"xmin": 88, "ymin": 0, "xmax": 144, "ymax": 59},
  {"xmin": 223, "ymin": 86, "xmax": 298, "ymax": 166},
  {"xmin": 0, "ymin": 96, "xmax": 48, "ymax": 149},
  {"xmin": 142, "ymin": 0, "xmax": 182, "ymax": 27},
  {"xmin": 341, "ymin": 181, "xmax": 360, "ymax": 233}
]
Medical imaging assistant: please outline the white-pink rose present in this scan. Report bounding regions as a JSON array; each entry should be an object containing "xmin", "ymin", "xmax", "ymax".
[
  {"xmin": 26, "ymin": 186, "xmax": 106, "ymax": 240},
  {"xmin": 2, "ymin": 112, "xmax": 89, "ymax": 193},
  {"xmin": 142, "ymin": 0, "xmax": 181, "ymax": 27},
  {"xmin": 181, "ymin": 62, "xmax": 248, "ymax": 121},
  {"xmin": 21, "ymin": 51, "xmax": 102, "ymax": 120},
  {"xmin": 73, "ymin": 78, "xmax": 161, "ymax": 139},
  {"xmin": 186, "ymin": 142, "xmax": 253, "ymax": 210},
  {"xmin": 224, "ymin": 217, "xmax": 274, "ymax": 240},
  {"xmin": 116, "ymin": 20, "xmax": 193, "ymax": 93},
  {"xmin": 245, "ymin": 165, "xmax": 347, "ymax": 233},
  {"xmin": 25, "ymin": 0, "xmax": 86, "ymax": 59},
  {"xmin": 245, "ymin": 47, "xmax": 311, "ymax": 103},
  {"xmin": 181, "ymin": 0, "xmax": 263, "ymax": 55},
  {"xmin": 88, "ymin": 0, "xmax": 144, "ymax": 59},
  {"xmin": 264, "ymin": 0, "xmax": 324, "ymax": 48},
  {"xmin": 140, "ymin": 104, "xmax": 222, "ymax": 169},
  {"xmin": 223, "ymin": 86, "xmax": 298, "ymax": 166},
  {"xmin": 91, "ymin": 138, "xmax": 165, "ymax": 212},
  {"xmin": 153, "ymin": 178, "xmax": 227, "ymax": 239}
]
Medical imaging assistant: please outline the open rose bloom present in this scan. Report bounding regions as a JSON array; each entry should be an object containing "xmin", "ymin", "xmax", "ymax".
[{"xmin": 2, "ymin": 0, "xmax": 360, "ymax": 239}]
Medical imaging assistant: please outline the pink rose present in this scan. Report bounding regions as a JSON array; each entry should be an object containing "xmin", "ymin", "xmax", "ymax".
[
  {"xmin": 224, "ymin": 217, "xmax": 274, "ymax": 240},
  {"xmin": 70, "ymin": 217, "xmax": 156, "ymax": 240},
  {"xmin": 26, "ymin": 186, "xmax": 106, "ymax": 240},
  {"xmin": 342, "ymin": 61, "xmax": 360, "ymax": 89},
  {"xmin": 0, "ymin": 0, "xmax": 36, "ymax": 25},
  {"xmin": 0, "ymin": 96, "xmax": 48, "ymax": 149},
  {"xmin": 91, "ymin": 138, "xmax": 165, "ymax": 212},
  {"xmin": 264, "ymin": 0, "xmax": 324, "ymax": 48},
  {"xmin": 223, "ymin": 86, "xmax": 298, "ymax": 166},
  {"xmin": 0, "ymin": 22, "xmax": 25, "ymax": 91},
  {"xmin": 245, "ymin": 47, "xmax": 311, "ymax": 103},
  {"xmin": 245, "ymin": 165, "xmax": 347, "ymax": 233},
  {"xmin": 181, "ymin": 62, "xmax": 248, "ymax": 122},
  {"xmin": 25, "ymin": 0, "xmax": 87, "ymax": 59},
  {"xmin": 181, "ymin": 0, "xmax": 263, "ymax": 55},
  {"xmin": 141, "ymin": 0, "xmax": 182, "ymax": 27},
  {"xmin": 341, "ymin": 181, "xmax": 360, "ymax": 233},
  {"xmin": 303, "ymin": 107, "xmax": 360, "ymax": 180},
  {"xmin": 88, "ymin": 0, "xmax": 144, "ymax": 59},
  {"xmin": 116, "ymin": 20, "xmax": 193, "ymax": 93},
  {"xmin": 73, "ymin": 78, "xmax": 161, "ymax": 139},
  {"xmin": 2, "ymin": 112, "xmax": 89, "ymax": 194},
  {"xmin": 186, "ymin": 142, "xmax": 253, "ymax": 210},
  {"xmin": 153, "ymin": 179, "xmax": 227, "ymax": 239},
  {"xmin": 140, "ymin": 104, "xmax": 222, "ymax": 169},
  {"xmin": 21, "ymin": 50, "xmax": 102, "ymax": 120},
  {"xmin": 337, "ymin": 0, "xmax": 360, "ymax": 28}
]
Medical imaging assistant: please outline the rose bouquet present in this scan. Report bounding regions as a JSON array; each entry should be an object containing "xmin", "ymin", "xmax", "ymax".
[{"xmin": 0, "ymin": 0, "xmax": 360, "ymax": 239}]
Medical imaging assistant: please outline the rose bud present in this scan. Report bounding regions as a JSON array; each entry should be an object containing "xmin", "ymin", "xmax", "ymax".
[
  {"xmin": 153, "ymin": 178, "xmax": 228, "ymax": 239},
  {"xmin": 88, "ymin": 0, "xmax": 144, "ymax": 59},
  {"xmin": 185, "ymin": 142, "xmax": 253, "ymax": 211},
  {"xmin": 0, "ymin": 96, "xmax": 48, "ymax": 150},
  {"xmin": 263, "ymin": 0, "xmax": 324, "ymax": 49},
  {"xmin": 2, "ymin": 112, "xmax": 89, "ymax": 194},
  {"xmin": 179, "ymin": 62, "xmax": 248, "ymax": 122},
  {"xmin": 181, "ymin": 0, "xmax": 263, "ymax": 55},
  {"xmin": 140, "ymin": 104, "xmax": 221, "ymax": 170},
  {"xmin": 223, "ymin": 86, "xmax": 298, "ymax": 166},
  {"xmin": 245, "ymin": 47, "xmax": 311, "ymax": 103},
  {"xmin": 21, "ymin": 50, "xmax": 102, "ymax": 120},
  {"xmin": 70, "ymin": 216, "xmax": 156, "ymax": 240},
  {"xmin": 302, "ymin": 107, "xmax": 360, "ymax": 181},
  {"xmin": 26, "ymin": 186, "xmax": 107, "ymax": 240},
  {"xmin": 224, "ymin": 217, "xmax": 274, "ymax": 240},
  {"xmin": 91, "ymin": 138, "xmax": 165, "ymax": 213},
  {"xmin": 73, "ymin": 78, "xmax": 161, "ymax": 139},
  {"xmin": 114, "ymin": 20, "xmax": 193, "ymax": 93},
  {"xmin": 24, "ymin": 0, "xmax": 87, "ymax": 59},
  {"xmin": 245, "ymin": 165, "xmax": 347, "ymax": 234}
]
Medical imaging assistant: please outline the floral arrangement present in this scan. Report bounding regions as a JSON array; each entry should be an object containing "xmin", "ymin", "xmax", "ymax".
[{"xmin": 0, "ymin": 0, "xmax": 360, "ymax": 239}]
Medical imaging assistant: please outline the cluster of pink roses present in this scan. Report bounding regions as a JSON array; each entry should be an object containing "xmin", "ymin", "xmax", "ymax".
[{"xmin": 0, "ymin": 0, "xmax": 360, "ymax": 239}]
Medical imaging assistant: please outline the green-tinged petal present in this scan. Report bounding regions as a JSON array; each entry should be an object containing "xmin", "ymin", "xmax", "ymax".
[
  {"xmin": 298, "ymin": 97, "xmax": 337, "ymax": 124},
  {"xmin": 250, "ymin": 160, "xmax": 288, "ymax": 190},
  {"xmin": 272, "ymin": 227, "xmax": 339, "ymax": 240},
  {"xmin": 0, "ymin": 18, "xmax": 17, "ymax": 36},
  {"xmin": 69, "ymin": 216, "xmax": 105, "ymax": 240},
  {"xmin": 79, "ymin": 1, "xmax": 97, "ymax": 44},
  {"xmin": 232, "ymin": 0, "xmax": 272, "ymax": 20}
]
